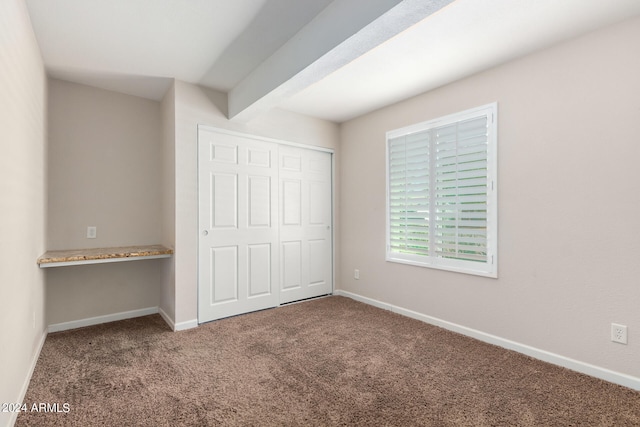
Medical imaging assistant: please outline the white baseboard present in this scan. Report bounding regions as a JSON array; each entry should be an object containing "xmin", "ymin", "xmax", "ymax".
[
  {"xmin": 156, "ymin": 307, "xmax": 198, "ymax": 332},
  {"xmin": 158, "ymin": 306, "xmax": 175, "ymax": 331},
  {"xmin": 174, "ymin": 318, "xmax": 198, "ymax": 331},
  {"xmin": 47, "ymin": 307, "xmax": 159, "ymax": 333},
  {"xmin": 8, "ymin": 328, "xmax": 47, "ymax": 427},
  {"xmin": 334, "ymin": 290, "xmax": 640, "ymax": 391}
]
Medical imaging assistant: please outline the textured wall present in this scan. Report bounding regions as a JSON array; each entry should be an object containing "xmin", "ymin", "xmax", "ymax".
[
  {"xmin": 46, "ymin": 79, "xmax": 164, "ymax": 326},
  {"xmin": 160, "ymin": 81, "xmax": 176, "ymax": 325},
  {"xmin": 0, "ymin": 0, "xmax": 47, "ymax": 425},
  {"xmin": 47, "ymin": 79, "xmax": 163, "ymax": 250},
  {"xmin": 338, "ymin": 16, "xmax": 640, "ymax": 380}
]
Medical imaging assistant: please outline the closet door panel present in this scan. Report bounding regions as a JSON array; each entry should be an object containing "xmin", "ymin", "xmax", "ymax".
[
  {"xmin": 279, "ymin": 146, "xmax": 333, "ymax": 304},
  {"xmin": 199, "ymin": 129, "xmax": 279, "ymax": 323}
]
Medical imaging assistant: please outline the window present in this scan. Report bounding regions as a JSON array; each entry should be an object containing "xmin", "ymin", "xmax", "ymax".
[{"xmin": 386, "ymin": 103, "xmax": 497, "ymax": 277}]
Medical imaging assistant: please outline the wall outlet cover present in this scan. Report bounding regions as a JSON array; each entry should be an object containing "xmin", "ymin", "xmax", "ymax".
[{"xmin": 611, "ymin": 323, "xmax": 628, "ymax": 345}]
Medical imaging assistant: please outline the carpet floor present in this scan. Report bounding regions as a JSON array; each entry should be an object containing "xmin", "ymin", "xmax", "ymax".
[{"xmin": 16, "ymin": 296, "xmax": 640, "ymax": 426}]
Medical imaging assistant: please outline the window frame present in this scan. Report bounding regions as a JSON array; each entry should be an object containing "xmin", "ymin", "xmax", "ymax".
[{"xmin": 385, "ymin": 102, "xmax": 498, "ymax": 278}]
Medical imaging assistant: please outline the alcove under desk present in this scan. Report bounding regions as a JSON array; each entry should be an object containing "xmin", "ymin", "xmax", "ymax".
[{"xmin": 37, "ymin": 244, "xmax": 173, "ymax": 268}]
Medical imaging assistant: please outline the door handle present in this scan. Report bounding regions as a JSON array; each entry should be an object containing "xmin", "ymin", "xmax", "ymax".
[{"xmin": 202, "ymin": 230, "xmax": 209, "ymax": 236}]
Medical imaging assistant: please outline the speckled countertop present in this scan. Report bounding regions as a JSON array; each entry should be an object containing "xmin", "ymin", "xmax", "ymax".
[{"xmin": 37, "ymin": 244, "xmax": 173, "ymax": 266}]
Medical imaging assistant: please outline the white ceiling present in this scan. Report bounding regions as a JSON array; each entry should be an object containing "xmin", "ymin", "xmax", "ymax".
[{"xmin": 26, "ymin": 0, "xmax": 640, "ymax": 123}]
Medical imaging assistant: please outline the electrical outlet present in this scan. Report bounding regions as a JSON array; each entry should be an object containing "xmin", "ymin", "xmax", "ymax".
[
  {"xmin": 87, "ymin": 226, "xmax": 97, "ymax": 239},
  {"xmin": 611, "ymin": 323, "xmax": 627, "ymax": 344},
  {"xmin": 354, "ymin": 269, "xmax": 360, "ymax": 280}
]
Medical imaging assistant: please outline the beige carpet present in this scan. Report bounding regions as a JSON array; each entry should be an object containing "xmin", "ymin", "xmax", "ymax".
[{"xmin": 17, "ymin": 296, "xmax": 640, "ymax": 426}]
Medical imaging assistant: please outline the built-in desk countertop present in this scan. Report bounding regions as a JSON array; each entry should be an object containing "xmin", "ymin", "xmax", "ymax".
[{"xmin": 37, "ymin": 245, "xmax": 173, "ymax": 268}]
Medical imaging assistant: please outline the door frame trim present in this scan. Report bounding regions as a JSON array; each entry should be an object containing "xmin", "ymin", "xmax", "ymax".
[{"xmin": 198, "ymin": 125, "xmax": 335, "ymax": 154}]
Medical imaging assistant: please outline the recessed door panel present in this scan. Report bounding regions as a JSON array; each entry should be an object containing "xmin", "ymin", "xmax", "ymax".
[
  {"xmin": 308, "ymin": 181, "xmax": 327, "ymax": 226},
  {"xmin": 248, "ymin": 244, "xmax": 271, "ymax": 297},
  {"xmin": 248, "ymin": 148, "xmax": 271, "ymax": 168},
  {"xmin": 281, "ymin": 154, "xmax": 301, "ymax": 171},
  {"xmin": 248, "ymin": 176, "xmax": 271, "ymax": 228},
  {"xmin": 308, "ymin": 239, "xmax": 327, "ymax": 286},
  {"xmin": 282, "ymin": 180, "xmax": 301, "ymax": 226},
  {"xmin": 212, "ymin": 173, "xmax": 237, "ymax": 229},
  {"xmin": 211, "ymin": 143, "xmax": 237, "ymax": 164},
  {"xmin": 211, "ymin": 246, "xmax": 238, "ymax": 304},
  {"xmin": 281, "ymin": 241, "xmax": 302, "ymax": 290},
  {"xmin": 309, "ymin": 156, "xmax": 328, "ymax": 173}
]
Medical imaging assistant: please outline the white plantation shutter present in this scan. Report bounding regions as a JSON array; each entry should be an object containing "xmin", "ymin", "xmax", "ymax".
[
  {"xmin": 434, "ymin": 116, "xmax": 488, "ymax": 263},
  {"xmin": 388, "ymin": 131, "xmax": 430, "ymax": 257},
  {"xmin": 386, "ymin": 103, "xmax": 497, "ymax": 277}
]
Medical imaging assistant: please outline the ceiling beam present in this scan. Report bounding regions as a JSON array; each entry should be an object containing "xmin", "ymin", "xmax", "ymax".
[{"xmin": 228, "ymin": 0, "xmax": 454, "ymax": 122}]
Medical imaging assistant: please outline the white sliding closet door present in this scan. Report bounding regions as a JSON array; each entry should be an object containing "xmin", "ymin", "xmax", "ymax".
[
  {"xmin": 198, "ymin": 129, "xmax": 279, "ymax": 322},
  {"xmin": 198, "ymin": 128, "xmax": 333, "ymax": 323},
  {"xmin": 279, "ymin": 146, "xmax": 333, "ymax": 304}
]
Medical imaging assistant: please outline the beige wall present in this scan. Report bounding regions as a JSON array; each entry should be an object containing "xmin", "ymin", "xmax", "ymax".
[
  {"xmin": 338, "ymin": 16, "xmax": 640, "ymax": 380},
  {"xmin": 46, "ymin": 79, "xmax": 165, "ymax": 326},
  {"xmin": 0, "ymin": 0, "xmax": 47, "ymax": 425},
  {"xmin": 169, "ymin": 81, "xmax": 340, "ymax": 326},
  {"xmin": 160, "ymin": 81, "xmax": 176, "ymax": 323},
  {"xmin": 48, "ymin": 79, "xmax": 163, "ymax": 249}
]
